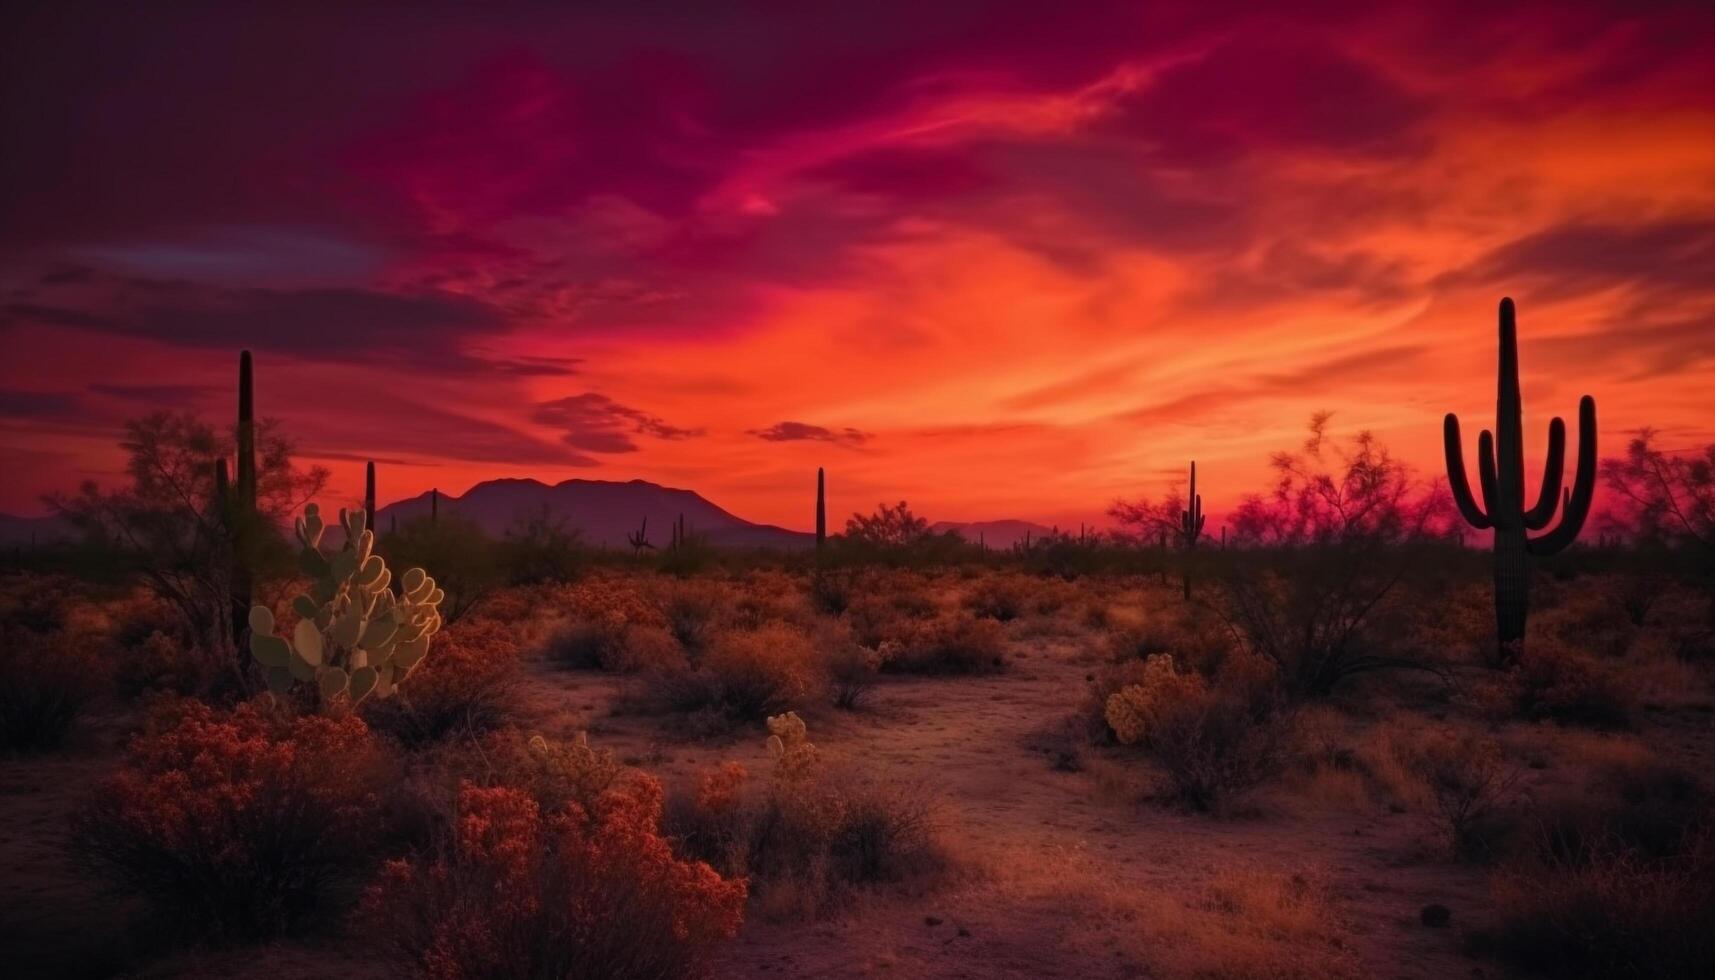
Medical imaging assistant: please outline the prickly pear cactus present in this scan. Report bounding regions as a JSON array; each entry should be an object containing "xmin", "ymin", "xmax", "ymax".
[
  {"xmin": 764, "ymin": 711, "xmax": 817, "ymax": 782},
  {"xmin": 248, "ymin": 503, "xmax": 443, "ymax": 706}
]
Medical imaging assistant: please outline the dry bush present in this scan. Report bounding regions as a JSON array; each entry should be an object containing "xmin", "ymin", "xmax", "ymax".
[
  {"xmin": 71, "ymin": 700, "xmax": 386, "ymax": 940},
  {"xmin": 962, "ymin": 575, "xmax": 1027, "ymax": 622},
  {"xmin": 656, "ymin": 579, "xmax": 724, "ymax": 655},
  {"xmin": 616, "ymin": 624, "xmax": 689, "ymax": 674},
  {"xmin": 1478, "ymin": 745, "xmax": 1713, "ymax": 977},
  {"xmin": 808, "ymin": 566, "xmax": 857, "ymax": 615},
  {"xmin": 364, "ymin": 620, "xmax": 520, "ymax": 746},
  {"xmin": 0, "ymin": 626, "xmax": 106, "ymax": 752},
  {"xmin": 1104, "ymin": 654, "xmax": 1289, "ymax": 809},
  {"xmin": 1393, "ymin": 729, "xmax": 1520, "ymax": 860},
  {"xmin": 667, "ymin": 713, "xmax": 949, "ymax": 920},
  {"xmin": 1105, "ymin": 608, "xmax": 1234, "ymax": 672},
  {"xmin": 542, "ymin": 576, "xmax": 662, "ymax": 670},
  {"xmin": 884, "ymin": 613, "xmax": 1006, "ymax": 675},
  {"xmin": 363, "ymin": 779, "xmax": 746, "ymax": 980},
  {"xmin": 827, "ymin": 636, "xmax": 882, "ymax": 710},
  {"xmin": 637, "ymin": 623, "xmax": 821, "ymax": 727},
  {"xmin": 1504, "ymin": 640, "xmax": 1635, "ymax": 728},
  {"xmin": 544, "ymin": 616, "xmax": 630, "ymax": 670},
  {"xmin": 1485, "ymin": 831, "xmax": 1714, "ymax": 979}
]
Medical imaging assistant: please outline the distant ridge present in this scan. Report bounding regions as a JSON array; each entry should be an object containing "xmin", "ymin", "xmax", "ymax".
[
  {"xmin": 375, "ymin": 478, "xmax": 814, "ymax": 550},
  {"xmin": 931, "ymin": 519, "xmax": 1058, "ymax": 550}
]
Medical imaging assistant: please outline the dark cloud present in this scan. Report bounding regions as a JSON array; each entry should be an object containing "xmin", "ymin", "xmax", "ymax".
[
  {"xmin": 532, "ymin": 393, "xmax": 703, "ymax": 453},
  {"xmin": 1439, "ymin": 220, "xmax": 1715, "ymax": 303},
  {"xmin": 748, "ymin": 421, "xmax": 872, "ymax": 447},
  {"xmin": 1099, "ymin": 32, "xmax": 1431, "ymax": 163},
  {"xmin": 88, "ymin": 383, "xmax": 221, "ymax": 408},
  {"xmin": 0, "ymin": 388, "xmax": 83, "ymax": 419},
  {"xmin": 5, "ymin": 279, "xmax": 508, "ymax": 370}
]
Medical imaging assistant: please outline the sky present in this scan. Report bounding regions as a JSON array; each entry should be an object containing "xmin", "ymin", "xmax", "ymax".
[{"xmin": 2, "ymin": 1, "xmax": 1713, "ymax": 530}]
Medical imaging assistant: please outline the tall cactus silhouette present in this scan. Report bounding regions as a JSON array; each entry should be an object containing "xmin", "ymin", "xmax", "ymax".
[
  {"xmin": 815, "ymin": 467, "xmax": 827, "ymax": 551},
  {"xmin": 364, "ymin": 460, "xmax": 376, "ymax": 533},
  {"xmin": 1444, "ymin": 298, "xmax": 1597, "ymax": 658},
  {"xmin": 214, "ymin": 350, "xmax": 258, "ymax": 654},
  {"xmin": 628, "ymin": 517, "xmax": 653, "ymax": 555},
  {"xmin": 1180, "ymin": 461, "xmax": 1206, "ymax": 600}
]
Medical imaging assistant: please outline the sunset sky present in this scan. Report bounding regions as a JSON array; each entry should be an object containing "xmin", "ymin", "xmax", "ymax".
[{"xmin": 2, "ymin": 1, "xmax": 1713, "ymax": 530}]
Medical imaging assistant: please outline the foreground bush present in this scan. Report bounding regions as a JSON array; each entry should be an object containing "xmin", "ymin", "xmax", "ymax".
[
  {"xmin": 1394, "ymin": 730, "xmax": 1520, "ymax": 860},
  {"xmin": 1104, "ymin": 654, "xmax": 1287, "ymax": 809},
  {"xmin": 1486, "ymin": 831, "xmax": 1714, "ymax": 979},
  {"xmin": 0, "ymin": 628, "xmax": 104, "ymax": 752},
  {"xmin": 71, "ymin": 700, "xmax": 385, "ymax": 940},
  {"xmin": 668, "ymin": 713, "xmax": 948, "ymax": 919},
  {"xmin": 364, "ymin": 779, "xmax": 745, "ymax": 980},
  {"xmin": 884, "ymin": 613, "xmax": 1006, "ymax": 675},
  {"xmin": 1506, "ymin": 640, "xmax": 1634, "ymax": 728},
  {"xmin": 639, "ymin": 624, "xmax": 820, "ymax": 726},
  {"xmin": 364, "ymin": 620, "xmax": 520, "ymax": 746}
]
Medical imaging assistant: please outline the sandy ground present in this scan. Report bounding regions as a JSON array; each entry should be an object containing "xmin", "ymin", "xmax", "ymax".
[{"xmin": 10, "ymin": 606, "xmax": 1703, "ymax": 979}]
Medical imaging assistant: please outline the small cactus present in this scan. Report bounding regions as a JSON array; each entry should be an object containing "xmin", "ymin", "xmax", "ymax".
[
  {"xmin": 1179, "ymin": 461, "xmax": 1207, "ymax": 600},
  {"xmin": 628, "ymin": 517, "xmax": 653, "ymax": 555},
  {"xmin": 815, "ymin": 468, "xmax": 827, "ymax": 550},
  {"xmin": 248, "ymin": 502, "xmax": 443, "ymax": 706}
]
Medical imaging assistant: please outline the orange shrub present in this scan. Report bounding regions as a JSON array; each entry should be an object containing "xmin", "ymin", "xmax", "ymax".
[
  {"xmin": 885, "ymin": 613, "xmax": 1006, "ymax": 674},
  {"xmin": 646, "ymin": 624, "xmax": 821, "ymax": 726},
  {"xmin": 363, "ymin": 781, "xmax": 745, "ymax": 980},
  {"xmin": 1104, "ymin": 654, "xmax": 1287, "ymax": 809},
  {"xmin": 71, "ymin": 700, "xmax": 385, "ymax": 940},
  {"xmin": 364, "ymin": 619, "xmax": 520, "ymax": 746}
]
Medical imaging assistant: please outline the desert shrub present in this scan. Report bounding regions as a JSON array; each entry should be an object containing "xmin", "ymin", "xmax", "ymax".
[
  {"xmin": 1104, "ymin": 654, "xmax": 1287, "ymax": 809},
  {"xmin": 363, "ymin": 779, "xmax": 745, "ymax": 980},
  {"xmin": 642, "ymin": 624, "xmax": 820, "ymax": 726},
  {"xmin": 963, "ymin": 576, "xmax": 1026, "ymax": 622},
  {"xmin": 365, "ymin": 620, "xmax": 519, "ymax": 746},
  {"xmin": 617, "ymin": 625, "xmax": 689, "ymax": 674},
  {"xmin": 1506, "ymin": 641, "xmax": 1634, "ymax": 728},
  {"xmin": 545, "ymin": 617, "xmax": 630, "ymax": 670},
  {"xmin": 71, "ymin": 700, "xmax": 385, "ymax": 940},
  {"xmin": 1212, "ymin": 418, "xmax": 1451, "ymax": 695},
  {"xmin": 658, "ymin": 580, "xmax": 723, "ymax": 655},
  {"xmin": 808, "ymin": 566, "xmax": 856, "ymax": 615},
  {"xmin": 543, "ymin": 577, "xmax": 662, "ymax": 671},
  {"xmin": 383, "ymin": 513, "xmax": 499, "ymax": 625},
  {"xmin": 667, "ymin": 713, "xmax": 947, "ymax": 919},
  {"xmin": 827, "ymin": 638, "xmax": 882, "ymax": 710},
  {"xmin": 498, "ymin": 504, "xmax": 586, "ymax": 585},
  {"xmin": 1485, "ymin": 831, "xmax": 1715, "ymax": 979},
  {"xmin": 1394, "ymin": 730, "xmax": 1520, "ymax": 860},
  {"xmin": 0, "ymin": 628, "xmax": 105, "ymax": 752},
  {"xmin": 884, "ymin": 613, "xmax": 1005, "ymax": 675}
]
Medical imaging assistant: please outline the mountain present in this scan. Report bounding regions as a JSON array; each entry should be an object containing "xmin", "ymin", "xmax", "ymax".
[
  {"xmin": 374, "ymin": 478, "xmax": 814, "ymax": 550},
  {"xmin": 932, "ymin": 519, "xmax": 1058, "ymax": 550}
]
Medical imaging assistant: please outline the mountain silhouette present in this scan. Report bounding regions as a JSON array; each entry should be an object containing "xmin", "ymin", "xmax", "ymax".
[
  {"xmin": 931, "ymin": 519, "xmax": 1058, "ymax": 549},
  {"xmin": 375, "ymin": 478, "xmax": 814, "ymax": 549}
]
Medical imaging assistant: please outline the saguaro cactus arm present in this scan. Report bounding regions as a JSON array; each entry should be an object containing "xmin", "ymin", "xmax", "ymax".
[
  {"xmin": 1443, "ymin": 414, "xmax": 1492, "ymax": 529},
  {"xmin": 1526, "ymin": 396, "xmax": 1597, "ymax": 557},
  {"xmin": 1522, "ymin": 417, "xmax": 1566, "ymax": 530}
]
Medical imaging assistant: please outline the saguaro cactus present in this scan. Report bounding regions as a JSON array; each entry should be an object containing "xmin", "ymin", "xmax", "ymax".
[
  {"xmin": 1180, "ymin": 461, "xmax": 1206, "ymax": 600},
  {"xmin": 1444, "ymin": 298, "xmax": 1597, "ymax": 659},
  {"xmin": 628, "ymin": 517, "xmax": 653, "ymax": 555},
  {"xmin": 364, "ymin": 460, "xmax": 376, "ymax": 533},
  {"xmin": 430, "ymin": 488, "xmax": 439, "ymax": 523},
  {"xmin": 815, "ymin": 467, "xmax": 827, "ymax": 550},
  {"xmin": 214, "ymin": 351, "xmax": 259, "ymax": 655}
]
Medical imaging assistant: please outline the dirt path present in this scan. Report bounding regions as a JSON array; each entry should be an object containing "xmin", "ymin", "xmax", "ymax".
[{"xmin": 516, "ymin": 636, "xmax": 1494, "ymax": 980}]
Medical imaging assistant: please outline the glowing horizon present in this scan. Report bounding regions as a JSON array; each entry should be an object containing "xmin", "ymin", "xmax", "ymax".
[{"xmin": 3, "ymin": 2, "xmax": 1713, "ymax": 531}]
